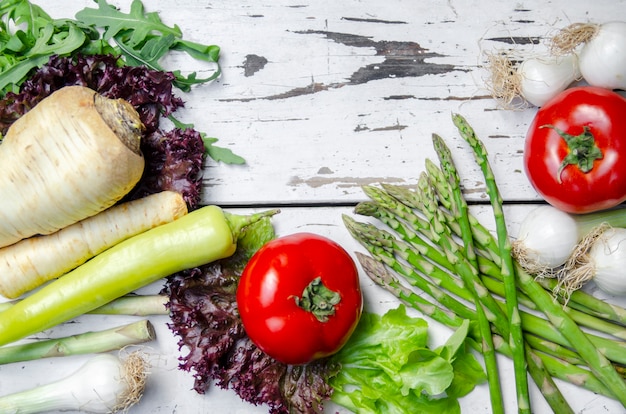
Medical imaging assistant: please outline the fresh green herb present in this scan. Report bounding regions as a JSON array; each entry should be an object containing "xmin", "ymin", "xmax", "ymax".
[
  {"xmin": 329, "ymin": 305, "xmax": 486, "ymax": 414},
  {"xmin": 0, "ymin": 0, "xmax": 220, "ymax": 96},
  {"xmin": 75, "ymin": 0, "xmax": 221, "ymax": 92}
]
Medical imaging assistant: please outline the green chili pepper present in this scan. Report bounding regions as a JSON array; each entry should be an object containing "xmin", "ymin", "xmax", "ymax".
[{"xmin": 0, "ymin": 205, "xmax": 278, "ymax": 347}]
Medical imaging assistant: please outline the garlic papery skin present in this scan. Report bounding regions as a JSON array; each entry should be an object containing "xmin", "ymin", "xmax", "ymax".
[
  {"xmin": 579, "ymin": 21, "xmax": 626, "ymax": 90},
  {"xmin": 517, "ymin": 54, "xmax": 581, "ymax": 107},
  {"xmin": 0, "ymin": 353, "xmax": 147, "ymax": 413},
  {"xmin": 512, "ymin": 205, "xmax": 579, "ymax": 274},
  {"xmin": 587, "ymin": 227, "xmax": 626, "ymax": 295}
]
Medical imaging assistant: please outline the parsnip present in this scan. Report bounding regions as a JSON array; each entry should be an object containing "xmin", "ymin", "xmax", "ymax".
[
  {"xmin": 0, "ymin": 85, "xmax": 145, "ymax": 249},
  {"xmin": 0, "ymin": 206, "xmax": 279, "ymax": 347},
  {"xmin": 0, "ymin": 191, "xmax": 188, "ymax": 299}
]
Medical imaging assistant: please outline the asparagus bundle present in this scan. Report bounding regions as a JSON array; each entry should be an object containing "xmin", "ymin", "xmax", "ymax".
[{"xmin": 343, "ymin": 114, "xmax": 626, "ymax": 413}]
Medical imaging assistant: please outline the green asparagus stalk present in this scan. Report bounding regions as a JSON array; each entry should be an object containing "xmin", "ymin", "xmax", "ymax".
[
  {"xmin": 451, "ymin": 113, "xmax": 530, "ymax": 414},
  {"xmin": 354, "ymin": 251, "xmax": 479, "ymax": 337},
  {"xmin": 516, "ymin": 264, "xmax": 626, "ymax": 405},
  {"xmin": 432, "ymin": 132, "xmax": 504, "ymax": 413},
  {"xmin": 452, "ymin": 113, "xmax": 626, "ymax": 407},
  {"xmin": 354, "ymin": 197, "xmax": 626, "ymax": 365},
  {"xmin": 424, "ymin": 158, "xmax": 502, "ymax": 263},
  {"xmin": 537, "ymin": 276, "xmax": 626, "ymax": 326},
  {"xmin": 354, "ymin": 249, "xmax": 602, "ymax": 408},
  {"xmin": 0, "ymin": 319, "xmax": 155, "ymax": 364},
  {"xmin": 427, "ymin": 154, "xmax": 626, "ymax": 328}
]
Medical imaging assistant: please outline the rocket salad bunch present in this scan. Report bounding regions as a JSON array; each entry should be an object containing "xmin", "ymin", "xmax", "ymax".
[{"xmin": 0, "ymin": 0, "xmax": 244, "ymax": 166}]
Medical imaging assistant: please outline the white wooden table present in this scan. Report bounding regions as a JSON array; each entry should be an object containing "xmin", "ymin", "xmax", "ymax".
[{"xmin": 3, "ymin": 1, "xmax": 626, "ymax": 413}]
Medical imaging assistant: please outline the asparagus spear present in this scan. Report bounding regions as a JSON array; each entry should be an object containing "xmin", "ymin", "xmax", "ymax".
[
  {"xmin": 426, "ymin": 154, "xmax": 626, "ymax": 327},
  {"xmin": 433, "ymin": 131, "xmax": 504, "ymax": 413},
  {"xmin": 452, "ymin": 113, "xmax": 626, "ymax": 407},
  {"xmin": 0, "ymin": 320, "xmax": 155, "ymax": 364},
  {"xmin": 451, "ymin": 113, "xmax": 530, "ymax": 414},
  {"xmin": 354, "ymin": 249, "xmax": 600, "ymax": 409}
]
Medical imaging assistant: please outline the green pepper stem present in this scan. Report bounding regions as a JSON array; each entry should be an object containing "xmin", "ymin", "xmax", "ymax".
[{"xmin": 223, "ymin": 209, "xmax": 281, "ymax": 240}]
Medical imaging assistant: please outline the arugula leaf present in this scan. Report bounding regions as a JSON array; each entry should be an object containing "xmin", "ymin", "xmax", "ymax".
[
  {"xmin": 205, "ymin": 139, "xmax": 246, "ymax": 165},
  {"xmin": 329, "ymin": 306, "xmax": 486, "ymax": 414},
  {"xmin": 75, "ymin": 0, "xmax": 181, "ymax": 45},
  {"xmin": 0, "ymin": 0, "xmax": 242, "ymax": 164},
  {"xmin": 0, "ymin": 1, "xmax": 88, "ymax": 94},
  {"xmin": 75, "ymin": 0, "xmax": 221, "ymax": 92},
  {"xmin": 0, "ymin": 0, "xmax": 221, "ymax": 95}
]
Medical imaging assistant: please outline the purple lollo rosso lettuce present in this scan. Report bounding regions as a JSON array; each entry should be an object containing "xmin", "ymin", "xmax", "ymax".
[{"xmin": 0, "ymin": 54, "xmax": 204, "ymax": 209}]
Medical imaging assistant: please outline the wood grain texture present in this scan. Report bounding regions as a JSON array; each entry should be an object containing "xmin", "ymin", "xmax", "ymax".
[{"xmin": 39, "ymin": 0, "xmax": 626, "ymax": 206}]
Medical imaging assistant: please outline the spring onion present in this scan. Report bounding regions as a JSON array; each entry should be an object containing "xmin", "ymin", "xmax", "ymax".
[
  {"xmin": 484, "ymin": 52, "xmax": 580, "ymax": 107},
  {"xmin": 0, "ymin": 353, "xmax": 148, "ymax": 413},
  {"xmin": 517, "ymin": 54, "xmax": 581, "ymax": 107},
  {"xmin": 551, "ymin": 21, "xmax": 626, "ymax": 90},
  {"xmin": 559, "ymin": 226, "xmax": 626, "ymax": 296},
  {"xmin": 512, "ymin": 205, "xmax": 626, "ymax": 275}
]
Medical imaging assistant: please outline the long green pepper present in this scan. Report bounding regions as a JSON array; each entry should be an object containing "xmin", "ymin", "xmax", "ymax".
[{"xmin": 0, "ymin": 205, "xmax": 278, "ymax": 347}]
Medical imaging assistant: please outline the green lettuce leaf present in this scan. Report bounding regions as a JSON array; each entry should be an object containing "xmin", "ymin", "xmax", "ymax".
[{"xmin": 329, "ymin": 306, "xmax": 486, "ymax": 414}]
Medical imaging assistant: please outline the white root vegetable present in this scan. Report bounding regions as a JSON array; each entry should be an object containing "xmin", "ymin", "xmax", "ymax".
[
  {"xmin": 512, "ymin": 205, "xmax": 626, "ymax": 275},
  {"xmin": 559, "ymin": 226, "xmax": 626, "ymax": 296},
  {"xmin": 0, "ymin": 352, "xmax": 148, "ymax": 413},
  {"xmin": 0, "ymin": 85, "xmax": 145, "ymax": 249},
  {"xmin": 484, "ymin": 52, "xmax": 580, "ymax": 107},
  {"xmin": 551, "ymin": 21, "xmax": 626, "ymax": 90},
  {"xmin": 512, "ymin": 205, "xmax": 579, "ymax": 275},
  {"xmin": 0, "ymin": 191, "xmax": 188, "ymax": 299},
  {"xmin": 517, "ymin": 54, "xmax": 580, "ymax": 106}
]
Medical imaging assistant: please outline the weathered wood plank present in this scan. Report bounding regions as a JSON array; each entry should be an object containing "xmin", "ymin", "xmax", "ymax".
[{"xmin": 41, "ymin": 0, "xmax": 625, "ymax": 206}]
